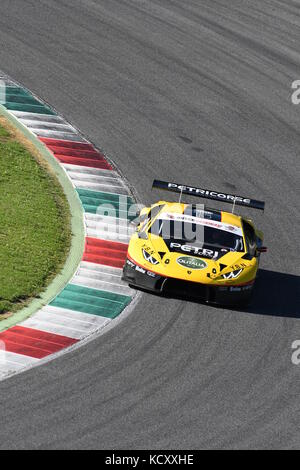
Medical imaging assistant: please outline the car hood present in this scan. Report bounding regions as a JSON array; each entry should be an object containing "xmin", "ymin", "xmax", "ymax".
[{"xmin": 148, "ymin": 235, "xmax": 250, "ymax": 279}]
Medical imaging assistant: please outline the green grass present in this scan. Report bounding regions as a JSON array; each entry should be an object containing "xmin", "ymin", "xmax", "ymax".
[
  {"xmin": 0, "ymin": 124, "xmax": 71, "ymax": 316},
  {"xmin": 0, "ymin": 126, "xmax": 10, "ymax": 139}
]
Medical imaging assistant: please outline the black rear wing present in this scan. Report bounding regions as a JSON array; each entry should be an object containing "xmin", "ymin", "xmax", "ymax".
[{"xmin": 152, "ymin": 180, "xmax": 265, "ymax": 211}]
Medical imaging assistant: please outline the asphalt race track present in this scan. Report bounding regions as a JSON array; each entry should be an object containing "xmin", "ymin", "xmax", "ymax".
[{"xmin": 0, "ymin": 0, "xmax": 300, "ymax": 449}]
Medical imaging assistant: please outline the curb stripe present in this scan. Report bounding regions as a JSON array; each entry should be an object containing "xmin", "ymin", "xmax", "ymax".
[
  {"xmin": 38, "ymin": 131, "xmax": 86, "ymax": 141},
  {"xmin": 84, "ymin": 214, "xmax": 135, "ymax": 243},
  {"xmin": 0, "ymin": 326, "xmax": 78, "ymax": 359},
  {"xmin": 0, "ymin": 352, "xmax": 40, "ymax": 379},
  {"xmin": 0, "ymin": 74, "xmax": 135, "ymax": 379},
  {"xmin": 39, "ymin": 138, "xmax": 94, "ymax": 149},
  {"xmin": 9, "ymin": 111, "xmax": 66, "ymax": 122},
  {"xmin": 39, "ymin": 138, "xmax": 113, "ymax": 170},
  {"xmin": 21, "ymin": 307, "xmax": 109, "ymax": 340},
  {"xmin": 83, "ymin": 237, "xmax": 128, "ymax": 268},
  {"xmin": 62, "ymin": 164, "xmax": 118, "ymax": 177},
  {"xmin": 0, "ymin": 351, "xmax": 39, "ymax": 366},
  {"xmin": 50, "ymin": 284, "xmax": 131, "ymax": 319}
]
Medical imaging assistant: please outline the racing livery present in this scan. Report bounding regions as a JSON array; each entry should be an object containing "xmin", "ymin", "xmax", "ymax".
[{"xmin": 122, "ymin": 180, "xmax": 267, "ymax": 306}]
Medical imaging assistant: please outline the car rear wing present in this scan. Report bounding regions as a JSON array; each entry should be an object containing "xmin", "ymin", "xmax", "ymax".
[{"xmin": 152, "ymin": 180, "xmax": 265, "ymax": 211}]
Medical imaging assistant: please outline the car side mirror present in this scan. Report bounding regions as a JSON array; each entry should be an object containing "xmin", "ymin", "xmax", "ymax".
[
  {"xmin": 138, "ymin": 231, "xmax": 148, "ymax": 240},
  {"xmin": 131, "ymin": 213, "xmax": 148, "ymax": 226}
]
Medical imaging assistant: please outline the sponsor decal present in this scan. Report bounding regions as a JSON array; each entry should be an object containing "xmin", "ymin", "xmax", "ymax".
[
  {"xmin": 176, "ymin": 256, "xmax": 207, "ymax": 270},
  {"xmin": 126, "ymin": 259, "xmax": 159, "ymax": 278},
  {"xmin": 142, "ymin": 243, "xmax": 155, "ymax": 255},
  {"xmin": 147, "ymin": 271, "xmax": 156, "ymax": 278},
  {"xmin": 184, "ymin": 206, "xmax": 222, "ymax": 222},
  {"xmin": 142, "ymin": 249, "xmax": 159, "ymax": 265},
  {"xmin": 127, "ymin": 259, "xmax": 135, "ymax": 268},
  {"xmin": 230, "ymin": 263, "xmax": 247, "ymax": 270},
  {"xmin": 222, "ymin": 268, "xmax": 243, "ymax": 280},
  {"xmin": 152, "ymin": 180, "xmax": 265, "ymax": 210},
  {"xmin": 167, "ymin": 183, "xmax": 251, "ymax": 205},
  {"xmin": 136, "ymin": 265, "xmax": 146, "ymax": 274},
  {"xmin": 169, "ymin": 242, "xmax": 219, "ymax": 260},
  {"xmin": 230, "ymin": 284, "xmax": 253, "ymax": 291},
  {"xmin": 159, "ymin": 213, "xmax": 242, "ymax": 235}
]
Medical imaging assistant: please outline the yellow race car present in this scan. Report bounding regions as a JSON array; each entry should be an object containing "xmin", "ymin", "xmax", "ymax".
[{"xmin": 122, "ymin": 180, "xmax": 267, "ymax": 306}]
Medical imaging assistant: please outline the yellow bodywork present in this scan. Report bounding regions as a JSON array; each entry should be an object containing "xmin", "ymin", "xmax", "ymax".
[{"xmin": 127, "ymin": 201, "xmax": 262, "ymax": 287}]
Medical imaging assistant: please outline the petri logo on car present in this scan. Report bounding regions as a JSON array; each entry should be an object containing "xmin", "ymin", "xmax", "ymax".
[{"xmin": 176, "ymin": 256, "xmax": 207, "ymax": 270}]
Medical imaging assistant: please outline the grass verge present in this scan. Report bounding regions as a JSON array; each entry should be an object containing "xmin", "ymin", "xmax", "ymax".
[{"xmin": 0, "ymin": 117, "xmax": 71, "ymax": 318}]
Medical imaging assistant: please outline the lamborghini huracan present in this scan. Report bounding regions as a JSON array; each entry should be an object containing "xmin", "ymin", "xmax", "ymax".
[{"xmin": 122, "ymin": 180, "xmax": 267, "ymax": 306}]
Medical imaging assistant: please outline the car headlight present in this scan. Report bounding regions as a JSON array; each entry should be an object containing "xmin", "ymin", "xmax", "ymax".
[
  {"xmin": 222, "ymin": 268, "xmax": 243, "ymax": 280},
  {"xmin": 142, "ymin": 249, "xmax": 159, "ymax": 265}
]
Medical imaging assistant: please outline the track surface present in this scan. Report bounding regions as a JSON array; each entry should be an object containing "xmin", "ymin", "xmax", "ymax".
[{"xmin": 0, "ymin": 0, "xmax": 300, "ymax": 449}]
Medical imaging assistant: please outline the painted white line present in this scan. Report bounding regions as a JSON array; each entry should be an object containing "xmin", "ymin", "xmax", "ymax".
[
  {"xmin": 0, "ymin": 365, "xmax": 24, "ymax": 378},
  {"xmin": 31, "ymin": 130, "xmax": 86, "ymax": 141},
  {"xmin": 21, "ymin": 308, "xmax": 110, "ymax": 339},
  {"xmin": 63, "ymin": 163, "xmax": 117, "ymax": 177},
  {"xmin": 84, "ymin": 213, "xmax": 135, "ymax": 238},
  {"xmin": 40, "ymin": 305, "xmax": 106, "ymax": 325},
  {"xmin": 79, "ymin": 260, "xmax": 124, "ymax": 276},
  {"xmin": 9, "ymin": 110, "xmax": 65, "ymax": 122},
  {"xmin": 0, "ymin": 351, "xmax": 39, "ymax": 367},
  {"xmin": 85, "ymin": 227, "xmax": 131, "ymax": 243},
  {"xmin": 70, "ymin": 180, "xmax": 129, "ymax": 195},
  {"xmin": 22, "ymin": 122, "xmax": 78, "ymax": 133},
  {"xmin": 71, "ymin": 276, "xmax": 133, "ymax": 296},
  {"xmin": 30, "ymin": 127, "xmax": 77, "ymax": 136},
  {"xmin": 66, "ymin": 170, "xmax": 126, "ymax": 185},
  {"xmin": 0, "ymin": 80, "xmax": 16, "ymax": 87},
  {"xmin": 75, "ymin": 269, "xmax": 125, "ymax": 285},
  {"xmin": 0, "ymin": 351, "xmax": 39, "ymax": 378},
  {"xmin": 85, "ymin": 216, "xmax": 133, "ymax": 232},
  {"xmin": 18, "ymin": 116, "xmax": 65, "ymax": 124},
  {"xmin": 85, "ymin": 213, "xmax": 131, "ymax": 227},
  {"xmin": 76, "ymin": 264, "xmax": 125, "ymax": 282}
]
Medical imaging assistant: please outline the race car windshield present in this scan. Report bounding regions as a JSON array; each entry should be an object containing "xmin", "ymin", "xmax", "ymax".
[{"xmin": 149, "ymin": 219, "xmax": 244, "ymax": 252}]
